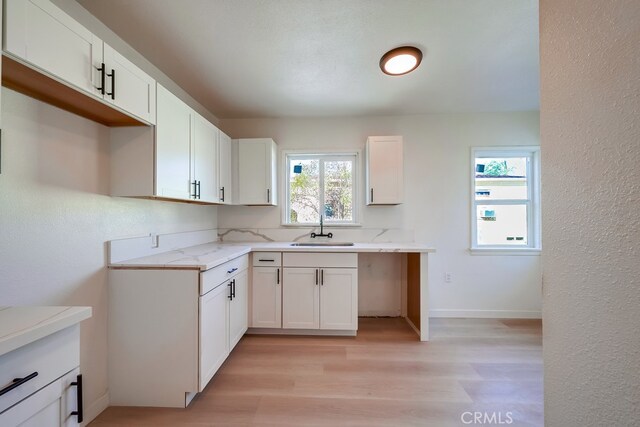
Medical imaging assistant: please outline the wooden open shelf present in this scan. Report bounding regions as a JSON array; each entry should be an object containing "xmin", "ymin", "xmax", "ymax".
[{"xmin": 1, "ymin": 54, "xmax": 148, "ymax": 127}]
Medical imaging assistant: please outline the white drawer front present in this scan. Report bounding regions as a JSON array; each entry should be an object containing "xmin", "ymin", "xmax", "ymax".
[
  {"xmin": 283, "ymin": 252, "xmax": 357, "ymax": 268},
  {"xmin": 252, "ymin": 252, "xmax": 282, "ymax": 267},
  {"xmin": 200, "ymin": 255, "xmax": 249, "ymax": 295},
  {"xmin": 0, "ymin": 326, "xmax": 79, "ymax": 414}
]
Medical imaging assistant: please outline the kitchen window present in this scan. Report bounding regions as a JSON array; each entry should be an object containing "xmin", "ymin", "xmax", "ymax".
[
  {"xmin": 284, "ymin": 152, "xmax": 359, "ymax": 225},
  {"xmin": 471, "ymin": 146, "xmax": 541, "ymax": 254}
]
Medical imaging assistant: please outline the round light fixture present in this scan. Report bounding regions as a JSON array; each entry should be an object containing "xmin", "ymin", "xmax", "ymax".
[{"xmin": 379, "ymin": 46, "xmax": 423, "ymax": 76}]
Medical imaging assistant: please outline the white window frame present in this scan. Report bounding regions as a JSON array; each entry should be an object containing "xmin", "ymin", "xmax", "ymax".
[
  {"xmin": 282, "ymin": 150, "xmax": 360, "ymax": 226},
  {"xmin": 470, "ymin": 146, "xmax": 541, "ymax": 255}
]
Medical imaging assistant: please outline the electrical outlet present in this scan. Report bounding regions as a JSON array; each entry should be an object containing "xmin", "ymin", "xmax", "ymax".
[
  {"xmin": 445, "ymin": 272, "xmax": 452, "ymax": 283},
  {"xmin": 150, "ymin": 233, "xmax": 159, "ymax": 248}
]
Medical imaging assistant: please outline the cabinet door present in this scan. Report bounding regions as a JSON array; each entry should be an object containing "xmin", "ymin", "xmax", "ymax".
[
  {"xmin": 320, "ymin": 268, "xmax": 358, "ymax": 330},
  {"xmin": 366, "ymin": 136, "xmax": 404, "ymax": 205},
  {"xmin": 251, "ymin": 267, "xmax": 282, "ymax": 328},
  {"xmin": 283, "ymin": 268, "xmax": 319, "ymax": 329},
  {"xmin": 155, "ymin": 84, "xmax": 191, "ymax": 200},
  {"xmin": 237, "ymin": 138, "xmax": 276, "ymax": 205},
  {"xmin": 103, "ymin": 43, "xmax": 156, "ymax": 124},
  {"xmin": 199, "ymin": 284, "xmax": 229, "ymax": 391},
  {"xmin": 4, "ymin": 0, "xmax": 103, "ymax": 98},
  {"xmin": 228, "ymin": 270, "xmax": 248, "ymax": 351},
  {"xmin": 218, "ymin": 131, "xmax": 233, "ymax": 204},
  {"xmin": 192, "ymin": 114, "xmax": 219, "ymax": 203},
  {"xmin": 0, "ymin": 368, "xmax": 82, "ymax": 427}
]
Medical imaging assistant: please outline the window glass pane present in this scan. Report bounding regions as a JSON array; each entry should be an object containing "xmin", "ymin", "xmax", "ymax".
[
  {"xmin": 477, "ymin": 204, "xmax": 528, "ymax": 245},
  {"xmin": 475, "ymin": 157, "xmax": 528, "ymax": 200},
  {"xmin": 323, "ymin": 160, "xmax": 353, "ymax": 222},
  {"xmin": 289, "ymin": 159, "xmax": 320, "ymax": 223}
]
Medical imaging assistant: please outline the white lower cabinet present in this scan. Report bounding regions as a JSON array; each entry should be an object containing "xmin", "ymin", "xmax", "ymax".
[
  {"xmin": 251, "ymin": 252, "xmax": 283, "ymax": 329},
  {"xmin": 282, "ymin": 267, "xmax": 320, "ymax": 329},
  {"xmin": 281, "ymin": 253, "xmax": 358, "ymax": 332},
  {"xmin": 0, "ymin": 327, "xmax": 83, "ymax": 427},
  {"xmin": 0, "ymin": 368, "xmax": 80, "ymax": 427},
  {"xmin": 109, "ymin": 255, "xmax": 249, "ymax": 407},
  {"xmin": 228, "ymin": 270, "xmax": 249, "ymax": 350},
  {"xmin": 320, "ymin": 268, "xmax": 359, "ymax": 330},
  {"xmin": 199, "ymin": 282, "xmax": 228, "ymax": 390}
]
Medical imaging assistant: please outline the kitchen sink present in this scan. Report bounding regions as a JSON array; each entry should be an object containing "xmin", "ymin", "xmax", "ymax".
[{"xmin": 290, "ymin": 242, "xmax": 355, "ymax": 247}]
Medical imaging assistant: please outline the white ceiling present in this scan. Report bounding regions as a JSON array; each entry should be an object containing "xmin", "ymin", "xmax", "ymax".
[{"xmin": 77, "ymin": 0, "xmax": 539, "ymax": 119}]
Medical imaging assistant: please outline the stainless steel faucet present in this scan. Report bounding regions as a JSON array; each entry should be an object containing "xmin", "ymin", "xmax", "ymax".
[{"xmin": 310, "ymin": 215, "xmax": 333, "ymax": 239}]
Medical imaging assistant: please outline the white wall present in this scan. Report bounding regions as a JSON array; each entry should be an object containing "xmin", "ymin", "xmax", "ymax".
[
  {"xmin": 0, "ymin": 89, "xmax": 218, "ymax": 420},
  {"xmin": 540, "ymin": 0, "xmax": 640, "ymax": 425},
  {"xmin": 220, "ymin": 112, "xmax": 542, "ymax": 318}
]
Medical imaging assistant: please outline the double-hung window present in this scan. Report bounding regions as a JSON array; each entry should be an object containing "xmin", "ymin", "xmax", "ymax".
[
  {"xmin": 471, "ymin": 146, "xmax": 541, "ymax": 253},
  {"xmin": 284, "ymin": 152, "xmax": 358, "ymax": 225}
]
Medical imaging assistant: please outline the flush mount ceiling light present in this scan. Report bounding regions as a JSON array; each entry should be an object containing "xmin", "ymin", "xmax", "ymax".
[{"xmin": 379, "ymin": 46, "xmax": 423, "ymax": 76}]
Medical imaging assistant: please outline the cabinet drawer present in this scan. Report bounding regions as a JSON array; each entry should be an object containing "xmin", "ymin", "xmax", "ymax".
[
  {"xmin": 0, "ymin": 325, "xmax": 79, "ymax": 413},
  {"xmin": 200, "ymin": 255, "xmax": 249, "ymax": 295},
  {"xmin": 252, "ymin": 252, "xmax": 282, "ymax": 267},
  {"xmin": 283, "ymin": 252, "xmax": 357, "ymax": 268}
]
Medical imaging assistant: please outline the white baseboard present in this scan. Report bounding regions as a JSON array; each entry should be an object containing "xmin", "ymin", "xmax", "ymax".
[
  {"xmin": 430, "ymin": 309, "xmax": 542, "ymax": 319},
  {"xmin": 247, "ymin": 328, "xmax": 356, "ymax": 336},
  {"xmin": 81, "ymin": 392, "xmax": 109, "ymax": 427},
  {"xmin": 358, "ymin": 310, "xmax": 401, "ymax": 317}
]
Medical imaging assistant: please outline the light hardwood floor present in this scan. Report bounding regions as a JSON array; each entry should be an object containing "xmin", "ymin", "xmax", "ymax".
[{"xmin": 91, "ymin": 318, "xmax": 543, "ymax": 426}]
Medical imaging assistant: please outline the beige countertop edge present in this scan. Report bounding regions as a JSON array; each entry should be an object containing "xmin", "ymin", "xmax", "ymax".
[
  {"xmin": 108, "ymin": 242, "xmax": 435, "ymax": 271},
  {"xmin": 0, "ymin": 306, "xmax": 92, "ymax": 357}
]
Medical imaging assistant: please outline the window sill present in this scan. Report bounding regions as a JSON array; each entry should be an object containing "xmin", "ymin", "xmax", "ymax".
[
  {"xmin": 469, "ymin": 248, "xmax": 541, "ymax": 256},
  {"xmin": 280, "ymin": 223, "xmax": 362, "ymax": 228}
]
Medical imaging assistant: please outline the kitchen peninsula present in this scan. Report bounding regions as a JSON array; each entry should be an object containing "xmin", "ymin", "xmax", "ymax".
[{"xmin": 107, "ymin": 230, "xmax": 434, "ymax": 408}]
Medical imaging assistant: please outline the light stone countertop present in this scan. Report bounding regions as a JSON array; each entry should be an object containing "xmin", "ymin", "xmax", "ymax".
[
  {"xmin": 108, "ymin": 241, "xmax": 436, "ymax": 271},
  {"xmin": 0, "ymin": 306, "xmax": 92, "ymax": 357}
]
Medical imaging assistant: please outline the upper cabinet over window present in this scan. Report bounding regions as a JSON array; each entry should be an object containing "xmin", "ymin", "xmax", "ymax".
[
  {"xmin": 3, "ymin": 0, "xmax": 155, "ymax": 125},
  {"xmin": 365, "ymin": 136, "xmax": 404, "ymax": 205},
  {"xmin": 235, "ymin": 138, "xmax": 278, "ymax": 206}
]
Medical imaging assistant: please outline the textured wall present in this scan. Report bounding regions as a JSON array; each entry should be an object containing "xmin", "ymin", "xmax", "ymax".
[
  {"xmin": 540, "ymin": 0, "xmax": 640, "ymax": 425},
  {"xmin": 0, "ymin": 89, "xmax": 218, "ymax": 420},
  {"xmin": 220, "ymin": 112, "xmax": 542, "ymax": 317}
]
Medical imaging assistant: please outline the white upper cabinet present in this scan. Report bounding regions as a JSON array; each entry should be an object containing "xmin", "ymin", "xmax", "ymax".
[
  {"xmin": 4, "ymin": 0, "xmax": 103, "ymax": 97},
  {"xmin": 191, "ymin": 112, "xmax": 219, "ymax": 203},
  {"xmin": 102, "ymin": 43, "xmax": 156, "ymax": 124},
  {"xmin": 236, "ymin": 138, "xmax": 278, "ymax": 206},
  {"xmin": 155, "ymin": 84, "xmax": 192, "ymax": 200},
  {"xmin": 218, "ymin": 131, "xmax": 233, "ymax": 204},
  {"xmin": 4, "ymin": 0, "xmax": 156, "ymax": 125},
  {"xmin": 112, "ymin": 84, "xmax": 220, "ymax": 204},
  {"xmin": 365, "ymin": 136, "xmax": 404, "ymax": 205}
]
